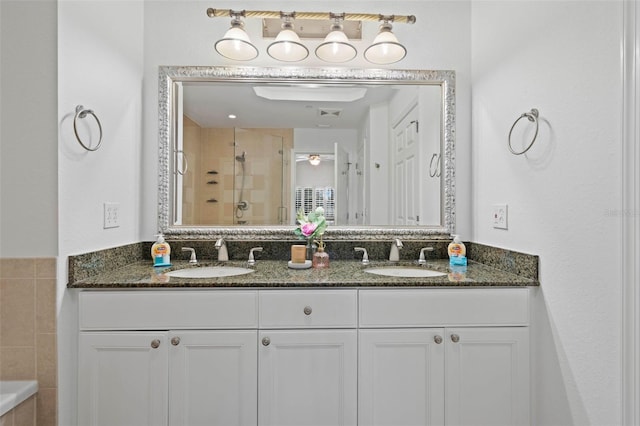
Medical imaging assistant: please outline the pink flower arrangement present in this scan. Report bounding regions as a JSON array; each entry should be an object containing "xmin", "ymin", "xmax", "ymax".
[{"xmin": 294, "ymin": 207, "xmax": 327, "ymax": 242}]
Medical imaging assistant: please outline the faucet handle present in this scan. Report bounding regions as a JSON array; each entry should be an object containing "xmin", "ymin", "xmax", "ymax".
[
  {"xmin": 182, "ymin": 247, "xmax": 197, "ymax": 264},
  {"xmin": 354, "ymin": 247, "xmax": 370, "ymax": 265},
  {"xmin": 418, "ymin": 247, "xmax": 434, "ymax": 265},
  {"xmin": 248, "ymin": 247, "xmax": 263, "ymax": 266}
]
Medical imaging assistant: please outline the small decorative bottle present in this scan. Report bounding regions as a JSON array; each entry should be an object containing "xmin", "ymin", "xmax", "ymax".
[{"xmin": 312, "ymin": 238, "xmax": 330, "ymax": 269}]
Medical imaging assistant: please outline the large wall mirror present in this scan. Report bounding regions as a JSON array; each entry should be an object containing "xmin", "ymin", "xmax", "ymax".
[{"xmin": 159, "ymin": 66, "xmax": 455, "ymax": 240}]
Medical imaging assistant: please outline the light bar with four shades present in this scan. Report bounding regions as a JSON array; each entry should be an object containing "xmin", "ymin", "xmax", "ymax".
[{"xmin": 208, "ymin": 8, "xmax": 416, "ymax": 65}]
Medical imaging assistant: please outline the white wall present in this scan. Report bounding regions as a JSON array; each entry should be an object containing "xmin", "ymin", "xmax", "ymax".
[
  {"xmin": 142, "ymin": 0, "xmax": 472, "ymax": 238},
  {"xmin": 57, "ymin": 2, "xmax": 144, "ymax": 424},
  {"xmin": 471, "ymin": 2, "xmax": 623, "ymax": 424},
  {"xmin": 58, "ymin": 1, "xmax": 144, "ymax": 257},
  {"xmin": 0, "ymin": 0, "xmax": 58, "ymax": 257}
]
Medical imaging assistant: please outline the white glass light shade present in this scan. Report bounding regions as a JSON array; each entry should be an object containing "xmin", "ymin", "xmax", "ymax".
[
  {"xmin": 364, "ymin": 29, "xmax": 407, "ymax": 65},
  {"xmin": 267, "ymin": 29, "xmax": 309, "ymax": 62},
  {"xmin": 215, "ymin": 26, "xmax": 258, "ymax": 61},
  {"xmin": 315, "ymin": 30, "xmax": 357, "ymax": 63}
]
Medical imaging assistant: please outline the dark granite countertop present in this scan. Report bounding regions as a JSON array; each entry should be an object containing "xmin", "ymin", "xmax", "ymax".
[{"xmin": 68, "ymin": 258, "xmax": 538, "ymax": 289}]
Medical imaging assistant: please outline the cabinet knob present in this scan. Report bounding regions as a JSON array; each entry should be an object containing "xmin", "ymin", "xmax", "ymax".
[
  {"xmin": 171, "ymin": 337, "xmax": 181, "ymax": 346},
  {"xmin": 434, "ymin": 335, "xmax": 443, "ymax": 344},
  {"xmin": 150, "ymin": 339, "xmax": 161, "ymax": 349},
  {"xmin": 303, "ymin": 306, "xmax": 312, "ymax": 315},
  {"xmin": 262, "ymin": 337, "xmax": 271, "ymax": 346},
  {"xmin": 451, "ymin": 334, "xmax": 460, "ymax": 343}
]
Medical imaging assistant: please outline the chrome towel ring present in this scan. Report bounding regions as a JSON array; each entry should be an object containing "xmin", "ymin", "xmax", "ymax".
[
  {"xmin": 73, "ymin": 105, "xmax": 103, "ymax": 151},
  {"xmin": 508, "ymin": 108, "xmax": 539, "ymax": 155}
]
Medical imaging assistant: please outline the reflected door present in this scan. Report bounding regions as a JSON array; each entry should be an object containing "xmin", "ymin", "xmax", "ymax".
[{"xmin": 393, "ymin": 104, "xmax": 421, "ymax": 225}]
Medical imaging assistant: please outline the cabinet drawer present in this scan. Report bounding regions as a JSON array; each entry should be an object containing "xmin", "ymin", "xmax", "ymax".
[
  {"xmin": 259, "ymin": 290, "xmax": 357, "ymax": 328},
  {"xmin": 359, "ymin": 288, "xmax": 529, "ymax": 327},
  {"xmin": 79, "ymin": 290, "xmax": 258, "ymax": 330}
]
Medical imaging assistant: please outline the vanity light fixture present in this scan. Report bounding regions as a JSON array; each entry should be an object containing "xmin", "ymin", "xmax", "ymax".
[
  {"xmin": 308, "ymin": 154, "xmax": 321, "ymax": 166},
  {"xmin": 207, "ymin": 8, "xmax": 415, "ymax": 64},
  {"xmin": 213, "ymin": 11, "xmax": 259, "ymax": 61},
  {"xmin": 315, "ymin": 13, "xmax": 357, "ymax": 63},
  {"xmin": 364, "ymin": 19, "xmax": 407, "ymax": 65},
  {"xmin": 267, "ymin": 13, "xmax": 309, "ymax": 62}
]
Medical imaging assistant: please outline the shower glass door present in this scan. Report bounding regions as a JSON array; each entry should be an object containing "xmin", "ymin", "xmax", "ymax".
[{"xmin": 233, "ymin": 129, "xmax": 291, "ymax": 225}]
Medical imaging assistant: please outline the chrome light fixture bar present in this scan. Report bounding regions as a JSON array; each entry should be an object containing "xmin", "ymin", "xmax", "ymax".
[{"xmin": 207, "ymin": 8, "xmax": 416, "ymax": 64}]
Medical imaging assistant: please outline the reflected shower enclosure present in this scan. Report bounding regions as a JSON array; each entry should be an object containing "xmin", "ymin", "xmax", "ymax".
[{"xmin": 180, "ymin": 120, "xmax": 292, "ymax": 225}]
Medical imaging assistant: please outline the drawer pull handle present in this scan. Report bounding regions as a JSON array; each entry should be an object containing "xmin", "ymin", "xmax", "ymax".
[
  {"xmin": 262, "ymin": 337, "xmax": 271, "ymax": 346},
  {"xmin": 150, "ymin": 339, "xmax": 161, "ymax": 349},
  {"xmin": 171, "ymin": 337, "xmax": 181, "ymax": 346},
  {"xmin": 451, "ymin": 334, "xmax": 460, "ymax": 343},
  {"xmin": 434, "ymin": 335, "xmax": 443, "ymax": 344},
  {"xmin": 303, "ymin": 306, "xmax": 312, "ymax": 315}
]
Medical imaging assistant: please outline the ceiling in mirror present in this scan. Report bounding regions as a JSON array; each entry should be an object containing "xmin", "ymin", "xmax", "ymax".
[{"xmin": 158, "ymin": 66, "xmax": 456, "ymax": 240}]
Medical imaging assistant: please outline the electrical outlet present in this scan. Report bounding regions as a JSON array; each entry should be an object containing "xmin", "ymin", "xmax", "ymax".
[
  {"xmin": 104, "ymin": 202, "xmax": 120, "ymax": 229},
  {"xmin": 492, "ymin": 204, "xmax": 508, "ymax": 229}
]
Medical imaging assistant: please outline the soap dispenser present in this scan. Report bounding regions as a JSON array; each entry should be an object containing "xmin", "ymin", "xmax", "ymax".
[
  {"xmin": 447, "ymin": 235, "xmax": 467, "ymax": 266},
  {"xmin": 151, "ymin": 234, "xmax": 171, "ymax": 267}
]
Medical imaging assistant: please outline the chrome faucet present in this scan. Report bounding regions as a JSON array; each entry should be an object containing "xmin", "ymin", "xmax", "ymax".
[
  {"xmin": 389, "ymin": 239, "xmax": 403, "ymax": 261},
  {"xmin": 215, "ymin": 238, "xmax": 228, "ymax": 261},
  {"xmin": 247, "ymin": 247, "xmax": 263, "ymax": 266},
  {"xmin": 181, "ymin": 247, "xmax": 198, "ymax": 264},
  {"xmin": 418, "ymin": 247, "xmax": 434, "ymax": 265},
  {"xmin": 354, "ymin": 247, "xmax": 370, "ymax": 265}
]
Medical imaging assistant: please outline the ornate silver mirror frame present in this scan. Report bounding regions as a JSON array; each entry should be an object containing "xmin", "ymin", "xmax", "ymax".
[{"xmin": 158, "ymin": 66, "xmax": 455, "ymax": 240}]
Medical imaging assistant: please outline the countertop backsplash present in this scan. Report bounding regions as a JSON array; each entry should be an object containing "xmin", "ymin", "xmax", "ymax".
[{"xmin": 68, "ymin": 239, "xmax": 538, "ymax": 286}]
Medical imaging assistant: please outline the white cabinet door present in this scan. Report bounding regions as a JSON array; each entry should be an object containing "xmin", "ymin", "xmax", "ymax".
[
  {"xmin": 78, "ymin": 332, "xmax": 169, "ymax": 426},
  {"xmin": 358, "ymin": 329, "xmax": 445, "ymax": 426},
  {"xmin": 258, "ymin": 329, "xmax": 357, "ymax": 426},
  {"xmin": 169, "ymin": 330, "xmax": 257, "ymax": 426},
  {"xmin": 445, "ymin": 327, "xmax": 530, "ymax": 426}
]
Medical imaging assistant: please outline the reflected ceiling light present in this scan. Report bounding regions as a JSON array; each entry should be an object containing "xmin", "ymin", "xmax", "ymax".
[
  {"xmin": 308, "ymin": 154, "xmax": 321, "ymax": 166},
  {"xmin": 315, "ymin": 14, "xmax": 357, "ymax": 63},
  {"xmin": 207, "ymin": 9, "xmax": 416, "ymax": 64},
  {"xmin": 253, "ymin": 86, "xmax": 367, "ymax": 102},
  {"xmin": 364, "ymin": 19, "xmax": 407, "ymax": 65},
  {"xmin": 214, "ymin": 11, "xmax": 259, "ymax": 61},
  {"xmin": 267, "ymin": 13, "xmax": 309, "ymax": 62}
]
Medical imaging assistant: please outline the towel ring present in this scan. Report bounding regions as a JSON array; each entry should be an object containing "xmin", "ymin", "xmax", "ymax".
[
  {"xmin": 508, "ymin": 108, "xmax": 539, "ymax": 155},
  {"xmin": 73, "ymin": 105, "xmax": 103, "ymax": 151},
  {"xmin": 429, "ymin": 153, "xmax": 441, "ymax": 178},
  {"xmin": 175, "ymin": 150, "xmax": 188, "ymax": 175}
]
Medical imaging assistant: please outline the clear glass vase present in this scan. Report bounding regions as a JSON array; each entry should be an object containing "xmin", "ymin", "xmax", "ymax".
[{"xmin": 306, "ymin": 240, "xmax": 317, "ymax": 261}]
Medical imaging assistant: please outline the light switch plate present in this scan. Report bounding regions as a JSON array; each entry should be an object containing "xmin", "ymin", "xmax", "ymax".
[
  {"xmin": 492, "ymin": 204, "xmax": 508, "ymax": 229},
  {"xmin": 104, "ymin": 202, "xmax": 120, "ymax": 229}
]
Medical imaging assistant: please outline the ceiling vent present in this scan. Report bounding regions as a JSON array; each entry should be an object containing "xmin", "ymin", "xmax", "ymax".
[{"xmin": 318, "ymin": 108, "xmax": 342, "ymax": 118}]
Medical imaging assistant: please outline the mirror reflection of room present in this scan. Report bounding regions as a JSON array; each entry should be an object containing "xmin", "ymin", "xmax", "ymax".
[{"xmin": 170, "ymin": 76, "xmax": 447, "ymax": 228}]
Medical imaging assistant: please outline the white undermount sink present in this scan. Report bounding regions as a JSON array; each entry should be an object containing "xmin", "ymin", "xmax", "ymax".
[
  {"xmin": 165, "ymin": 266, "xmax": 255, "ymax": 278},
  {"xmin": 364, "ymin": 266, "xmax": 446, "ymax": 278}
]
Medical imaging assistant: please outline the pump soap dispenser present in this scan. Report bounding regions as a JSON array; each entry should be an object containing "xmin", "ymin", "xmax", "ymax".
[
  {"xmin": 447, "ymin": 235, "xmax": 467, "ymax": 266},
  {"xmin": 151, "ymin": 234, "xmax": 171, "ymax": 267}
]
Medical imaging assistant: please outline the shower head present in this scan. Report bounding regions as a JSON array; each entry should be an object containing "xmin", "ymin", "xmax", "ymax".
[{"xmin": 235, "ymin": 151, "xmax": 246, "ymax": 162}]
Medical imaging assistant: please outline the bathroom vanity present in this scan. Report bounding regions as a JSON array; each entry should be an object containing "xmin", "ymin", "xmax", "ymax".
[{"xmin": 70, "ymin": 255, "xmax": 536, "ymax": 426}]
